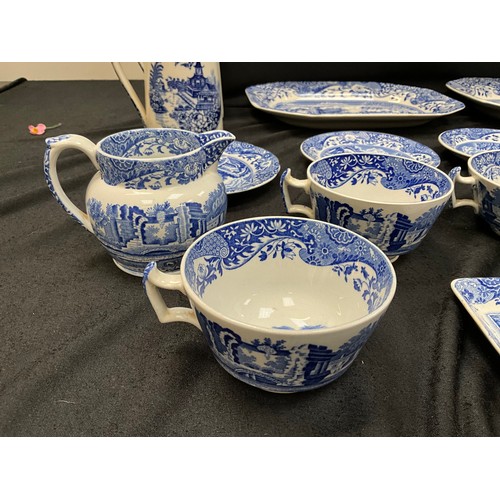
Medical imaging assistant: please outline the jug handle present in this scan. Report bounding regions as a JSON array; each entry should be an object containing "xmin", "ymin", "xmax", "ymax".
[
  {"xmin": 111, "ymin": 62, "xmax": 147, "ymax": 125},
  {"xmin": 143, "ymin": 262, "xmax": 201, "ymax": 329},
  {"xmin": 280, "ymin": 168, "xmax": 314, "ymax": 218},
  {"xmin": 43, "ymin": 134, "xmax": 99, "ymax": 233}
]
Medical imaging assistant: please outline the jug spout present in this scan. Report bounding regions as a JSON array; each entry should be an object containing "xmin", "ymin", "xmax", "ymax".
[{"xmin": 199, "ymin": 130, "xmax": 236, "ymax": 165}]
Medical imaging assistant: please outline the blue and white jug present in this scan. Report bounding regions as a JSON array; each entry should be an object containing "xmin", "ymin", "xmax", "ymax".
[
  {"xmin": 112, "ymin": 62, "xmax": 224, "ymax": 132},
  {"xmin": 44, "ymin": 128, "xmax": 235, "ymax": 276}
]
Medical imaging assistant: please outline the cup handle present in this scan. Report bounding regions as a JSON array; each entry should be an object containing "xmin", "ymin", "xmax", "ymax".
[
  {"xmin": 43, "ymin": 134, "xmax": 100, "ymax": 232},
  {"xmin": 143, "ymin": 262, "xmax": 201, "ymax": 329},
  {"xmin": 111, "ymin": 62, "xmax": 147, "ymax": 125},
  {"xmin": 280, "ymin": 168, "xmax": 314, "ymax": 218},
  {"xmin": 449, "ymin": 166, "xmax": 480, "ymax": 214}
]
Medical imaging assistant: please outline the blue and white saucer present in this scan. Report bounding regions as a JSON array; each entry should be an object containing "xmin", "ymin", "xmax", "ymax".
[
  {"xmin": 301, "ymin": 130, "xmax": 441, "ymax": 167},
  {"xmin": 438, "ymin": 128, "xmax": 500, "ymax": 158},
  {"xmin": 446, "ymin": 78, "xmax": 500, "ymax": 113},
  {"xmin": 451, "ymin": 277, "xmax": 500, "ymax": 355},
  {"xmin": 218, "ymin": 141, "xmax": 280, "ymax": 194}
]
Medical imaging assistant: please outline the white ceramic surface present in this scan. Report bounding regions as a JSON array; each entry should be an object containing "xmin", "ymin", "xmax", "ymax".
[
  {"xmin": 301, "ymin": 130, "xmax": 440, "ymax": 166},
  {"xmin": 218, "ymin": 141, "xmax": 280, "ymax": 194},
  {"xmin": 112, "ymin": 62, "xmax": 224, "ymax": 131},
  {"xmin": 451, "ymin": 278, "xmax": 500, "ymax": 355},
  {"xmin": 446, "ymin": 77, "xmax": 500, "ymax": 113},
  {"xmin": 245, "ymin": 81, "xmax": 465, "ymax": 128},
  {"xmin": 281, "ymin": 153, "xmax": 454, "ymax": 261},
  {"xmin": 143, "ymin": 216, "xmax": 397, "ymax": 393},
  {"xmin": 44, "ymin": 128, "xmax": 234, "ymax": 276},
  {"xmin": 449, "ymin": 151, "xmax": 500, "ymax": 236},
  {"xmin": 438, "ymin": 128, "xmax": 500, "ymax": 158}
]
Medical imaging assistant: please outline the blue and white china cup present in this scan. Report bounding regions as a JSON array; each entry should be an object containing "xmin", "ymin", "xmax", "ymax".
[
  {"xmin": 450, "ymin": 151, "xmax": 500, "ymax": 236},
  {"xmin": 281, "ymin": 153, "xmax": 454, "ymax": 262},
  {"xmin": 112, "ymin": 62, "xmax": 223, "ymax": 132},
  {"xmin": 44, "ymin": 128, "xmax": 235, "ymax": 276},
  {"xmin": 143, "ymin": 216, "xmax": 397, "ymax": 393}
]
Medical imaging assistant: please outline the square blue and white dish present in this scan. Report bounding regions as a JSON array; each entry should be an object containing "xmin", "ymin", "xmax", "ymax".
[
  {"xmin": 438, "ymin": 128, "xmax": 500, "ymax": 158},
  {"xmin": 446, "ymin": 78, "xmax": 500, "ymax": 113},
  {"xmin": 245, "ymin": 81, "xmax": 465, "ymax": 129},
  {"xmin": 451, "ymin": 277, "xmax": 500, "ymax": 355},
  {"xmin": 301, "ymin": 130, "xmax": 440, "ymax": 166}
]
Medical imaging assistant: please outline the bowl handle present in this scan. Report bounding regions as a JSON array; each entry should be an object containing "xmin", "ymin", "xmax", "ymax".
[
  {"xmin": 142, "ymin": 262, "xmax": 201, "ymax": 329},
  {"xmin": 280, "ymin": 168, "xmax": 314, "ymax": 218},
  {"xmin": 449, "ymin": 166, "xmax": 480, "ymax": 214}
]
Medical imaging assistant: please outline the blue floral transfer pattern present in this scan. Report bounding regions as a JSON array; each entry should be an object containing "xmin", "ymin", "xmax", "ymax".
[
  {"xmin": 301, "ymin": 130, "xmax": 440, "ymax": 165},
  {"xmin": 310, "ymin": 154, "xmax": 450, "ymax": 200},
  {"xmin": 246, "ymin": 81, "xmax": 464, "ymax": 116},
  {"xmin": 87, "ymin": 183, "xmax": 227, "ymax": 272},
  {"xmin": 314, "ymin": 194, "xmax": 448, "ymax": 256},
  {"xmin": 149, "ymin": 62, "xmax": 222, "ymax": 133},
  {"xmin": 184, "ymin": 217, "xmax": 394, "ymax": 312},
  {"xmin": 197, "ymin": 310, "xmax": 378, "ymax": 392},
  {"xmin": 439, "ymin": 128, "xmax": 500, "ymax": 157},
  {"xmin": 447, "ymin": 78, "xmax": 500, "ymax": 104}
]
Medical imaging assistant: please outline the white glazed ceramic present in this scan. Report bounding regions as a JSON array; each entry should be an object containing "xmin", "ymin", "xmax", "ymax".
[
  {"xmin": 301, "ymin": 130, "xmax": 441, "ymax": 166},
  {"xmin": 245, "ymin": 81, "xmax": 465, "ymax": 128},
  {"xmin": 44, "ymin": 128, "xmax": 235, "ymax": 276},
  {"xmin": 451, "ymin": 278, "xmax": 500, "ymax": 355},
  {"xmin": 281, "ymin": 153, "xmax": 454, "ymax": 261},
  {"xmin": 449, "ymin": 151, "xmax": 500, "ymax": 236},
  {"xmin": 218, "ymin": 141, "xmax": 280, "ymax": 194},
  {"xmin": 438, "ymin": 128, "xmax": 500, "ymax": 158},
  {"xmin": 112, "ymin": 62, "xmax": 224, "ymax": 132},
  {"xmin": 446, "ymin": 77, "xmax": 500, "ymax": 113},
  {"xmin": 143, "ymin": 216, "xmax": 397, "ymax": 393}
]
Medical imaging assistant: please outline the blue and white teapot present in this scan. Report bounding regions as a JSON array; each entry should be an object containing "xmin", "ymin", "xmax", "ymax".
[{"xmin": 44, "ymin": 128, "xmax": 235, "ymax": 276}]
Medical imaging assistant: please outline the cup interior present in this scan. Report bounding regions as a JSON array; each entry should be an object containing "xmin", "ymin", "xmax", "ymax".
[
  {"xmin": 309, "ymin": 153, "xmax": 451, "ymax": 203},
  {"xmin": 183, "ymin": 217, "xmax": 396, "ymax": 331},
  {"xmin": 469, "ymin": 151, "xmax": 500, "ymax": 185},
  {"xmin": 98, "ymin": 128, "xmax": 200, "ymax": 160}
]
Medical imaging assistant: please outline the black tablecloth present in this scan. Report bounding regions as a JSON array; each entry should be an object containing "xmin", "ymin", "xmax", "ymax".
[{"xmin": 1, "ymin": 63, "xmax": 499, "ymax": 436}]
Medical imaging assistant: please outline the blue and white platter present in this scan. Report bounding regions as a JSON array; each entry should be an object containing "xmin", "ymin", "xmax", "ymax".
[
  {"xmin": 245, "ymin": 81, "xmax": 465, "ymax": 129},
  {"xmin": 446, "ymin": 78, "xmax": 500, "ymax": 113},
  {"xmin": 438, "ymin": 128, "xmax": 500, "ymax": 158},
  {"xmin": 218, "ymin": 140, "xmax": 280, "ymax": 194},
  {"xmin": 301, "ymin": 130, "xmax": 441, "ymax": 166},
  {"xmin": 451, "ymin": 277, "xmax": 500, "ymax": 355}
]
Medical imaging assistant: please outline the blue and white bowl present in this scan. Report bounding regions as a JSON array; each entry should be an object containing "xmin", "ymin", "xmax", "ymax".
[
  {"xmin": 143, "ymin": 217, "xmax": 397, "ymax": 393},
  {"xmin": 450, "ymin": 150, "xmax": 500, "ymax": 236},
  {"xmin": 281, "ymin": 153, "xmax": 454, "ymax": 261}
]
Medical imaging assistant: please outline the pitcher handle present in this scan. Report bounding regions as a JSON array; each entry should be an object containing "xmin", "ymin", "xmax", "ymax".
[
  {"xmin": 112, "ymin": 62, "xmax": 147, "ymax": 125},
  {"xmin": 449, "ymin": 166, "xmax": 480, "ymax": 214},
  {"xmin": 143, "ymin": 262, "xmax": 201, "ymax": 329},
  {"xmin": 43, "ymin": 134, "xmax": 99, "ymax": 232},
  {"xmin": 280, "ymin": 168, "xmax": 314, "ymax": 218}
]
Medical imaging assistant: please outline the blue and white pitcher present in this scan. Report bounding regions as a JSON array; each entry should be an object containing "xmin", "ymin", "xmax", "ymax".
[
  {"xmin": 112, "ymin": 62, "xmax": 224, "ymax": 132},
  {"xmin": 44, "ymin": 128, "xmax": 235, "ymax": 276}
]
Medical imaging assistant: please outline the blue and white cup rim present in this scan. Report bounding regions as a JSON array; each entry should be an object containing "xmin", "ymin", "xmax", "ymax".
[
  {"xmin": 95, "ymin": 127, "xmax": 220, "ymax": 163},
  {"xmin": 306, "ymin": 152, "xmax": 454, "ymax": 207},
  {"xmin": 468, "ymin": 149, "xmax": 500, "ymax": 187},
  {"xmin": 177, "ymin": 216, "xmax": 398, "ymax": 336}
]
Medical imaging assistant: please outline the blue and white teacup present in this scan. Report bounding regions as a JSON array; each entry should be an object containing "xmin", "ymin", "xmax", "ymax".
[
  {"xmin": 450, "ymin": 151, "xmax": 500, "ymax": 236},
  {"xmin": 281, "ymin": 153, "xmax": 454, "ymax": 261},
  {"xmin": 143, "ymin": 216, "xmax": 397, "ymax": 393}
]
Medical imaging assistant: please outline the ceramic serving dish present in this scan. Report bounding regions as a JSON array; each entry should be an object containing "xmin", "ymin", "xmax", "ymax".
[
  {"xmin": 438, "ymin": 128, "xmax": 500, "ymax": 158},
  {"xmin": 451, "ymin": 278, "xmax": 500, "ymax": 355},
  {"xmin": 446, "ymin": 77, "xmax": 500, "ymax": 113},
  {"xmin": 301, "ymin": 130, "xmax": 440, "ymax": 166},
  {"xmin": 245, "ymin": 81, "xmax": 465, "ymax": 129},
  {"xmin": 218, "ymin": 141, "xmax": 280, "ymax": 194}
]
